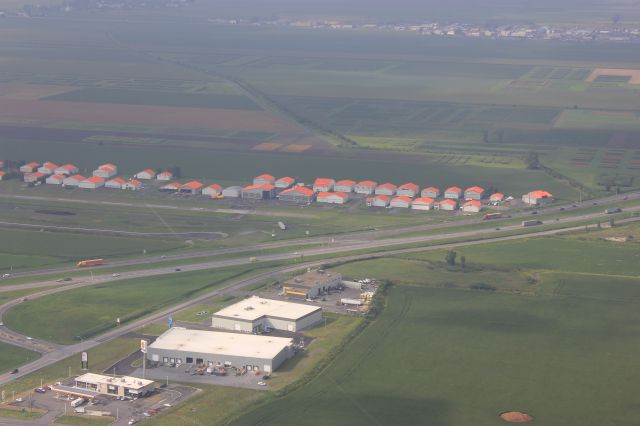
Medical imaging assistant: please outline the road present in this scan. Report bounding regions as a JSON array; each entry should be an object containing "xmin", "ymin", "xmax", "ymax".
[
  {"xmin": 1, "ymin": 213, "xmax": 639, "ymax": 388},
  {"xmin": 2, "ymin": 190, "xmax": 638, "ymax": 281}
]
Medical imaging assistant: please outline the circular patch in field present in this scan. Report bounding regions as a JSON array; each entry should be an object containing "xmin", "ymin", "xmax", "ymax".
[{"xmin": 500, "ymin": 411, "xmax": 533, "ymax": 423}]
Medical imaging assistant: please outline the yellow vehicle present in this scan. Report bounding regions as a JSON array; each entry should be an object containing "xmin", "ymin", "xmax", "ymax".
[{"xmin": 249, "ymin": 257, "xmax": 258, "ymax": 262}]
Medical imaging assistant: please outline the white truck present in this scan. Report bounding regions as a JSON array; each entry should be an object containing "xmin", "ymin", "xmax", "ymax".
[{"xmin": 70, "ymin": 397, "xmax": 85, "ymax": 408}]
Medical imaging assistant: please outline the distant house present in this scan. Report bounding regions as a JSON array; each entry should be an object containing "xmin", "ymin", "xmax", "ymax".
[
  {"xmin": 79, "ymin": 176, "xmax": 105, "ymax": 189},
  {"xmin": 253, "ymin": 174, "xmax": 275, "ymax": 185},
  {"xmin": 24, "ymin": 172, "xmax": 45, "ymax": 183},
  {"xmin": 275, "ymin": 177, "xmax": 295, "ymax": 189},
  {"xmin": 222, "ymin": 186, "xmax": 242, "ymax": 198},
  {"xmin": 179, "ymin": 181, "xmax": 204, "ymax": 195},
  {"xmin": 397, "ymin": 183, "xmax": 420, "ymax": 198},
  {"xmin": 278, "ymin": 186, "xmax": 315, "ymax": 203},
  {"xmin": 462, "ymin": 200, "xmax": 482, "ymax": 213},
  {"xmin": 367, "ymin": 195, "xmax": 390, "ymax": 207},
  {"xmin": 63, "ymin": 174, "xmax": 86, "ymax": 187},
  {"xmin": 123, "ymin": 179, "xmax": 142, "ymax": 190},
  {"xmin": 159, "ymin": 182, "xmax": 182, "ymax": 192},
  {"xmin": 20, "ymin": 162, "xmax": 40, "ymax": 173},
  {"xmin": 54, "ymin": 164, "xmax": 79, "ymax": 175},
  {"xmin": 202, "ymin": 184, "xmax": 223, "ymax": 197},
  {"xmin": 389, "ymin": 196, "xmax": 412, "ymax": 208},
  {"xmin": 134, "ymin": 169, "xmax": 156, "ymax": 180},
  {"xmin": 0, "ymin": 171, "xmax": 6, "ymax": 181},
  {"xmin": 490, "ymin": 193, "xmax": 505, "ymax": 203},
  {"xmin": 242, "ymin": 184, "xmax": 275, "ymax": 200},
  {"xmin": 522, "ymin": 190, "xmax": 553, "ymax": 205},
  {"xmin": 444, "ymin": 186, "xmax": 463, "ymax": 200},
  {"xmin": 312, "ymin": 178, "xmax": 335, "ymax": 193},
  {"xmin": 334, "ymin": 179, "xmax": 356, "ymax": 193},
  {"xmin": 437, "ymin": 199, "xmax": 457, "ymax": 211},
  {"xmin": 45, "ymin": 174, "xmax": 66, "ymax": 185},
  {"xmin": 421, "ymin": 187, "xmax": 440, "ymax": 198},
  {"xmin": 411, "ymin": 197, "xmax": 435, "ymax": 211},
  {"xmin": 93, "ymin": 163, "xmax": 117, "ymax": 178},
  {"xmin": 464, "ymin": 186, "xmax": 485, "ymax": 200},
  {"xmin": 105, "ymin": 177, "xmax": 126, "ymax": 189},
  {"xmin": 375, "ymin": 183, "xmax": 397, "ymax": 196},
  {"xmin": 156, "ymin": 171, "xmax": 173, "ymax": 181},
  {"xmin": 354, "ymin": 180, "xmax": 377, "ymax": 195},
  {"xmin": 316, "ymin": 191, "xmax": 349, "ymax": 204},
  {"xmin": 38, "ymin": 161, "xmax": 58, "ymax": 175}
]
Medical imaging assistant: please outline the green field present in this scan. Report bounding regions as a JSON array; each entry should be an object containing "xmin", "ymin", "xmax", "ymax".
[
  {"xmin": 0, "ymin": 342, "xmax": 40, "ymax": 374},
  {"xmin": 54, "ymin": 415, "xmax": 114, "ymax": 426}
]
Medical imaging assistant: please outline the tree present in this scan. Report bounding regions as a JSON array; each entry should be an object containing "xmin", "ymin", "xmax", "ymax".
[
  {"xmin": 460, "ymin": 255, "xmax": 466, "ymax": 270},
  {"xmin": 445, "ymin": 250, "xmax": 457, "ymax": 266},
  {"xmin": 525, "ymin": 152, "xmax": 540, "ymax": 170}
]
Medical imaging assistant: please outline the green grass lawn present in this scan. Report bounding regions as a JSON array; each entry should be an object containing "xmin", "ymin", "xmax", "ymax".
[
  {"xmin": 0, "ymin": 407, "xmax": 44, "ymax": 420},
  {"xmin": 0, "ymin": 342, "xmax": 40, "ymax": 375},
  {"xmin": 232, "ymin": 281, "xmax": 640, "ymax": 426},
  {"xmin": 54, "ymin": 415, "xmax": 114, "ymax": 426}
]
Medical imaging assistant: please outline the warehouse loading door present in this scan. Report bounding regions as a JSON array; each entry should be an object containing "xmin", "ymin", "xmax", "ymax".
[{"xmin": 234, "ymin": 323, "xmax": 241, "ymax": 331}]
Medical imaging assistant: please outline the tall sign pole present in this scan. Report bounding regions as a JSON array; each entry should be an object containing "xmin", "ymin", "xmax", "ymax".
[{"xmin": 140, "ymin": 339, "xmax": 148, "ymax": 379}]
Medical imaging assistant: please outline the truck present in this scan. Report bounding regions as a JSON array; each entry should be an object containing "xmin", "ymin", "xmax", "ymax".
[
  {"xmin": 605, "ymin": 208, "xmax": 622, "ymax": 214},
  {"xmin": 277, "ymin": 221, "xmax": 287, "ymax": 230},
  {"xmin": 482, "ymin": 213, "xmax": 502, "ymax": 220},
  {"xmin": 76, "ymin": 259, "xmax": 104, "ymax": 267},
  {"xmin": 522, "ymin": 220, "xmax": 542, "ymax": 227},
  {"xmin": 70, "ymin": 398, "xmax": 85, "ymax": 408}
]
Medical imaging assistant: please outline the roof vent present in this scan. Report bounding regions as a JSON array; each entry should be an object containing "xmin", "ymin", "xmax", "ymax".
[{"xmin": 244, "ymin": 306, "xmax": 254, "ymax": 311}]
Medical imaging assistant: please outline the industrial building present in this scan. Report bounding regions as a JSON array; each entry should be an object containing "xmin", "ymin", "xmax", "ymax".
[
  {"xmin": 222, "ymin": 186, "xmax": 242, "ymax": 198},
  {"xmin": 421, "ymin": 187, "xmax": 440, "ymax": 198},
  {"xmin": 278, "ymin": 186, "xmax": 315, "ymax": 203},
  {"xmin": 93, "ymin": 164, "xmax": 117, "ymax": 178},
  {"xmin": 397, "ymin": 183, "xmax": 420, "ymax": 197},
  {"xmin": 316, "ymin": 191, "xmax": 348, "ymax": 204},
  {"xmin": 490, "ymin": 193, "xmax": 505, "ymax": 203},
  {"xmin": 55, "ymin": 164, "xmax": 79, "ymax": 175},
  {"xmin": 354, "ymin": 180, "xmax": 377, "ymax": 195},
  {"xmin": 179, "ymin": 181, "xmax": 204, "ymax": 195},
  {"xmin": 135, "ymin": 169, "xmax": 156, "ymax": 180},
  {"xmin": 20, "ymin": 162, "xmax": 40, "ymax": 173},
  {"xmin": 522, "ymin": 190, "xmax": 553, "ymax": 205},
  {"xmin": 367, "ymin": 195, "xmax": 390, "ymax": 207},
  {"xmin": 253, "ymin": 174, "xmax": 275, "ymax": 185},
  {"xmin": 375, "ymin": 183, "xmax": 397, "ymax": 196},
  {"xmin": 312, "ymin": 178, "xmax": 335, "ymax": 192},
  {"xmin": 106, "ymin": 178, "xmax": 126, "ymax": 189},
  {"xmin": 283, "ymin": 269, "xmax": 342, "ymax": 299},
  {"xmin": 411, "ymin": 197, "xmax": 435, "ymax": 210},
  {"xmin": 444, "ymin": 186, "xmax": 463, "ymax": 199},
  {"xmin": 123, "ymin": 179, "xmax": 142, "ymax": 190},
  {"xmin": 73, "ymin": 373, "xmax": 155, "ymax": 398},
  {"xmin": 390, "ymin": 196, "xmax": 412, "ymax": 208},
  {"xmin": 242, "ymin": 183, "xmax": 275, "ymax": 199},
  {"xmin": 156, "ymin": 171, "xmax": 173, "ymax": 181},
  {"xmin": 202, "ymin": 184, "xmax": 223, "ymax": 197},
  {"xmin": 147, "ymin": 327, "xmax": 293, "ymax": 373},
  {"xmin": 79, "ymin": 176, "xmax": 105, "ymax": 189},
  {"xmin": 437, "ymin": 199, "xmax": 457, "ymax": 211},
  {"xmin": 334, "ymin": 179, "xmax": 356, "ymax": 193},
  {"xmin": 275, "ymin": 176, "xmax": 295, "ymax": 189},
  {"xmin": 462, "ymin": 200, "xmax": 482, "ymax": 213},
  {"xmin": 464, "ymin": 186, "xmax": 485, "ymax": 200},
  {"xmin": 46, "ymin": 174, "xmax": 66, "ymax": 185},
  {"xmin": 63, "ymin": 174, "xmax": 86, "ymax": 187},
  {"xmin": 38, "ymin": 161, "xmax": 58, "ymax": 175},
  {"xmin": 211, "ymin": 296, "xmax": 322, "ymax": 333}
]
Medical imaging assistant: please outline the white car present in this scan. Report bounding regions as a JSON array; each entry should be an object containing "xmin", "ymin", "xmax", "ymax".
[
  {"xmin": 2, "ymin": 274, "xmax": 10, "ymax": 278},
  {"xmin": 112, "ymin": 273, "xmax": 121, "ymax": 277},
  {"xmin": 257, "ymin": 381, "xmax": 267, "ymax": 386},
  {"xmin": 25, "ymin": 336, "xmax": 33, "ymax": 340},
  {"xmin": 128, "ymin": 420, "xmax": 137, "ymax": 425}
]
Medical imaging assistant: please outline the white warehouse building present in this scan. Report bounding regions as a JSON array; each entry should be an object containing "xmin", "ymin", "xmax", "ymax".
[
  {"xmin": 147, "ymin": 327, "xmax": 294, "ymax": 373},
  {"xmin": 211, "ymin": 296, "xmax": 322, "ymax": 333}
]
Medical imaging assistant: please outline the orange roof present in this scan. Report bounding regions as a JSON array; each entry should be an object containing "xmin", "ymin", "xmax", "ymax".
[
  {"xmin": 413, "ymin": 197, "xmax": 435, "ymax": 204},
  {"xmin": 374, "ymin": 195, "xmax": 391, "ymax": 201},
  {"xmin": 277, "ymin": 176, "xmax": 295, "ymax": 183},
  {"xmin": 67, "ymin": 174, "xmax": 86, "ymax": 181},
  {"xmin": 27, "ymin": 172, "xmax": 45, "ymax": 178},
  {"xmin": 423, "ymin": 186, "xmax": 439, "ymax": 192},
  {"xmin": 490, "ymin": 193, "xmax": 505, "ymax": 199},
  {"xmin": 357, "ymin": 180, "xmax": 377, "ymax": 187},
  {"xmin": 59, "ymin": 164, "xmax": 77, "ymax": 171},
  {"xmin": 463, "ymin": 200, "xmax": 482, "ymax": 207},
  {"xmin": 465, "ymin": 186, "xmax": 485, "ymax": 193},
  {"xmin": 41, "ymin": 161, "xmax": 58, "ymax": 169},
  {"xmin": 313, "ymin": 178, "xmax": 334, "ymax": 186},
  {"xmin": 391, "ymin": 196, "xmax": 412, "ymax": 203},
  {"xmin": 158, "ymin": 171, "xmax": 173, "ymax": 177},
  {"xmin": 182, "ymin": 181, "xmax": 204, "ymax": 189},
  {"xmin": 140, "ymin": 169, "xmax": 155, "ymax": 175},
  {"xmin": 108, "ymin": 178, "xmax": 126, "ymax": 185},
  {"xmin": 128, "ymin": 179, "xmax": 142, "ymax": 185},
  {"xmin": 446, "ymin": 186, "xmax": 462, "ymax": 192},
  {"xmin": 377, "ymin": 183, "xmax": 397, "ymax": 190},
  {"xmin": 317, "ymin": 191, "xmax": 348, "ymax": 199},
  {"xmin": 439, "ymin": 199, "xmax": 457, "ymax": 205},
  {"xmin": 335, "ymin": 179, "xmax": 356, "ymax": 186},
  {"xmin": 282, "ymin": 186, "xmax": 314, "ymax": 196},
  {"xmin": 0, "ymin": 171, "xmax": 6, "ymax": 176},
  {"xmin": 528, "ymin": 190, "xmax": 553, "ymax": 198},
  {"xmin": 255, "ymin": 174, "xmax": 275, "ymax": 181},
  {"xmin": 25, "ymin": 162, "xmax": 40, "ymax": 168},
  {"xmin": 162, "ymin": 182, "xmax": 182, "ymax": 189},
  {"xmin": 206, "ymin": 184, "xmax": 223, "ymax": 191},
  {"xmin": 100, "ymin": 163, "xmax": 117, "ymax": 169},
  {"xmin": 399, "ymin": 183, "xmax": 419, "ymax": 190},
  {"xmin": 85, "ymin": 176, "xmax": 104, "ymax": 183},
  {"xmin": 243, "ymin": 183, "xmax": 275, "ymax": 191},
  {"xmin": 98, "ymin": 165, "xmax": 116, "ymax": 172},
  {"xmin": 49, "ymin": 174, "xmax": 66, "ymax": 180}
]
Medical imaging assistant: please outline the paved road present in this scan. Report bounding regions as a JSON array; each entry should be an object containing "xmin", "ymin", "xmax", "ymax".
[
  {"xmin": 1, "ymin": 214, "xmax": 639, "ymax": 388},
  {"xmin": 2, "ymin": 190, "xmax": 638, "ymax": 281}
]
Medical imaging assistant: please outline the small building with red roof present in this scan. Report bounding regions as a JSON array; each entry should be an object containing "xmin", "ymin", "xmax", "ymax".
[
  {"xmin": 313, "ymin": 178, "xmax": 335, "ymax": 193},
  {"xmin": 123, "ymin": 179, "xmax": 142, "ymax": 190},
  {"xmin": 242, "ymin": 183, "xmax": 275, "ymax": 200},
  {"xmin": 38, "ymin": 161, "xmax": 59, "ymax": 175},
  {"xmin": 397, "ymin": 183, "xmax": 420, "ymax": 198},
  {"xmin": 421, "ymin": 187, "xmax": 440, "ymax": 198},
  {"xmin": 278, "ymin": 186, "xmax": 315, "ymax": 203},
  {"xmin": 79, "ymin": 176, "xmax": 105, "ymax": 189},
  {"xmin": 355, "ymin": 180, "xmax": 377, "ymax": 195},
  {"xmin": 375, "ymin": 183, "xmax": 397, "ymax": 196},
  {"xmin": 522, "ymin": 190, "xmax": 553, "ymax": 205},
  {"xmin": 20, "ymin": 162, "xmax": 40, "ymax": 173},
  {"xmin": 275, "ymin": 177, "xmax": 295, "ymax": 189},
  {"xmin": 55, "ymin": 164, "xmax": 79, "ymax": 176},
  {"xmin": 366, "ymin": 194, "xmax": 391, "ymax": 207},
  {"xmin": 444, "ymin": 186, "xmax": 463, "ymax": 200},
  {"xmin": 157, "ymin": 171, "xmax": 173, "ymax": 181},
  {"xmin": 93, "ymin": 163, "xmax": 118, "ymax": 178},
  {"xmin": 316, "ymin": 191, "xmax": 349, "ymax": 204},
  {"xmin": 390, "ymin": 195, "xmax": 412, "ymax": 208},
  {"xmin": 0, "ymin": 171, "xmax": 6, "ymax": 181},
  {"xmin": 179, "ymin": 181, "xmax": 204, "ymax": 195},
  {"xmin": 334, "ymin": 180, "xmax": 356, "ymax": 193},
  {"xmin": 253, "ymin": 174, "xmax": 275, "ymax": 185},
  {"xmin": 202, "ymin": 184, "xmax": 223, "ymax": 197},
  {"xmin": 462, "ymin": 200, "xmax": 482, "ymax": 213},
  {"xmin": 490, "ymin": 193, "xmax": 505, "ymax": 203},
  {"xmin": 63, "ymin": 174, "xmax": 86, "ymax": 187},
  {"xmin": 46, "ymin": 174, "xmax": 66, "ymax": 185},
  {"xmin": 437, "ymin": 199, "xmax": 458, "ymax": 211},
  {"xmin": 24, "ymin": 172, "xmax": 46, "ymax": 183},
  {"xmin": 160, "ymin": 182, "xmax": 183, "ymax": 191},
  {"xmin": 106, "ymin": 177, "xmax": 127, "ymax": 189},
  {"xmin": 134, "ymin": 169, "xmax": 157, "ymax": 180},
  {"xmin": 464, "ymin": 186, "xmax": 485, "ymax": 200},
  {"xmin": 411, "ymin": 197, "xmax": 435, "ymax": 211}
]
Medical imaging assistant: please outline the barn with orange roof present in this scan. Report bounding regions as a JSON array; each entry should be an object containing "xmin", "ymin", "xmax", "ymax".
[
  {"xmin": 397, "ymin": 183, "xmax": 420, "ymax": 198},
  {"xmin": 253, "ymin": 174, "xmax": 275, "ymax": 185},
  {"xmin": 390, "ymin": 195, "xmax": 412, "ymax": 208},
  {"xmin": 355, "ymin": 180, "xmax": 377, "ymax": 195},
  {"xmin": 242, "ymin": 183, "xmax": 275, "ymax": 200},
  {"xmin": 464, "ymin": 186, "xmax": 485, "ymax": 200},
  {"xmin": 411, "ymin": 197, "xmax": 435, "ymax": 211},
  {"xmin": 444, "ymin": 186, "xmax": 463, "ymax": 200},
  {"xmin": 462, "ymin": 200, "xmax": 483, "ymax": 213},
  {"xmin": 313, "ymin": 178, "xmax": 335, "ymax": 193},
  {"xmin": 522, "ymin": 190, "xmax": 553, "ymax": 205},
  {"xmin": 316, "ymin": 191, "xmax": 349, "ymax": 204},
  {"xmin": 180, "ymin": 181, "xmax": 204, "ymax": 195}
]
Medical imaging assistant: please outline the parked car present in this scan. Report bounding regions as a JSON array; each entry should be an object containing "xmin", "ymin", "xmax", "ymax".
[
  {"xmin": 11, "ymin": 369, "xmax": 18, "ymax": 374},
  {"xmin": 34, "ymin": 388, "xmax": 46, "ymax": 394}
]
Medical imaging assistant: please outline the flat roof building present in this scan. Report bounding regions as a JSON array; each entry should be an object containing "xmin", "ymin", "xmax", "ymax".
[
  {"xmin": 147, "ymin": 327, "xmax": 293, "ymax": 373},
  {"xmin": 74, "ymin": 373, "xmax": 154, "ymax": 398},
  {"xmin": 212, "ymin": 296, "xmax": 322, "ymax": 333},
  {"xmin": 283, "ymin": 269, "xmax": 342, "ymax": 299}
]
